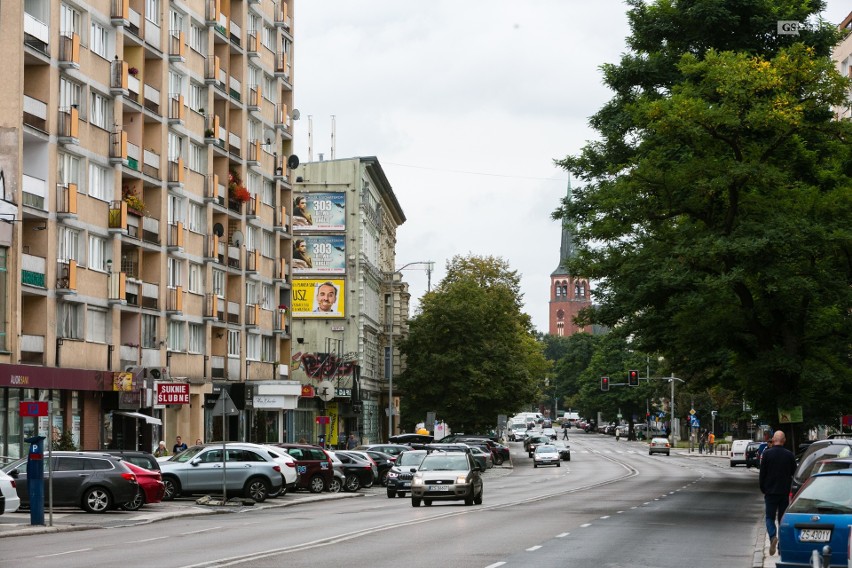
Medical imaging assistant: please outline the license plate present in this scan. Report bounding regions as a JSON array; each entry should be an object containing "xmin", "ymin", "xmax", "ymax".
[
  {"xmin": 400, "ymin": 482, "xmax": 410, "ymax": 487},
  {"xmin": 428, "ymin": 485, "xmax": 450, "ymax": 492},
  {"xmin": 800, "ymin": 529, "xmax": 831, "ymax": 542}
]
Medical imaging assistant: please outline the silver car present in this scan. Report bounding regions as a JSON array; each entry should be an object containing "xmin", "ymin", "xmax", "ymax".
[
  {"xmin": 410, "ymin": 451, "xmax": 483, "ymax": 507},
  {"xmin": 533, "ymin": 444, "xmax": 561, "ymax": 468},
  {"xmin": 159, "ymin": 443, "xmax": 283, "ymax": 502}
]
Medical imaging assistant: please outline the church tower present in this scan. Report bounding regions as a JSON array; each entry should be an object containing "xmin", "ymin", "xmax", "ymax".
[{"xmin": 549, "ymin": 182, "xmax": 592, "ymax": 336}]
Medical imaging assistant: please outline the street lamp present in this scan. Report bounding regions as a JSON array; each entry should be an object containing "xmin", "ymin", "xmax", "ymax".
[
  {"xmin": 386, "ymin": 261, "xmax": 433, "ymax": 441},
  {"xmin": 668, "ymin": 375, "xmax": 685, "ymax": 442}
]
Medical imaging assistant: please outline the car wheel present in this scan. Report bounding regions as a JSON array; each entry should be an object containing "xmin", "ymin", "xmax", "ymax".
[
  {"xmin": 82, "ymin": 486, "xmax": 112, "ymax": 513},
  {"xmin": 162, "ymin": 477, "xmax": 180, "ymax": 501},
  {"xmin": 666, "ymin": 451, "xmax": 670, "ymax": 456},
  {"xmin": 344, "ymin": 475, "xmax": 361, "ymax": 492},
  {"xmin": 424, "ymin": 499, "xmax": 432, "ymax": 506},
  {"xmin": 534, "ymin": 463, "xmax": 538, "ymax": 468},
  {"xmin": 474, "ymin": 487, "xmax": 483, "ymax": 505},
  {"xmin": 123, "ymin": 488, "xmax": 145, "ymax": 511},
  {"xmin": 244, "ymin": 477, "xmax": 270, "ymax": 502},
  {"xmin": 528, "ymin": 452, "xmax": 533, "ymax": 458},
  {"xmin": 308, "ymin": 475, "xmax": 326, "ymax": 493},
  {"xmin": 380, "ymin": 470, "xmax": 389, "ymax": 486},
  {"xmin": 464, "ymin": 491, "xmax": 474, "ymax": 506},
  {"xmin": 493, "ymin": 456, "xmax": 504, "ymax": 466},
  {"xmin": 387, "ymin": 489, "xmax": 396, "ymax": 499},
  {"xmin": 397, "ymin": 492, "xmax": 405, "ymax": 498},
  {"xmin": 328, "ymin": 477, "xmax": 342, "ymax": 493},
  {"xmin": 412, "ymin": 497, "xmax": 421, "ymax": 507},
  {"xmin": 567, "ymin": 454, "xmax": 571, "ymax": 461},
  {"xmin": 557, "ymin": 462, "xmax": 561, "ymax": 467}
]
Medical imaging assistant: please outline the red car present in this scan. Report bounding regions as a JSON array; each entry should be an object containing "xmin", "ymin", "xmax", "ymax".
[{"xmin": 122, "ymin": 462, "xmax": 165, "ymax": 511}]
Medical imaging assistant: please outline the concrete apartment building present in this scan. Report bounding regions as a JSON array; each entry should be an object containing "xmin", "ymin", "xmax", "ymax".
[
  {"xmin": 0, "ymin": 0, "xmax": 298, "ymax": 458},
  {"xmin": 832, "ymin": 12, "xmax": 852, "ymax": 120},
  {"xmin": 290, "ymin": 157, "xmax": 407, "ymax": 446}
]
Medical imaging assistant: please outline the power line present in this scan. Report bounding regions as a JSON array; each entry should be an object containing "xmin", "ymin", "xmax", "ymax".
[{"xmin": 383, "ymin": 161, "xmax": 568, "ymax": 182}]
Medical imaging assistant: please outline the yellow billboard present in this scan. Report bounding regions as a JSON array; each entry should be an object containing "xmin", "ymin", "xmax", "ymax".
[{"xmin": 292, "ymin": 279, "xmax": 346, "ymax": 318}]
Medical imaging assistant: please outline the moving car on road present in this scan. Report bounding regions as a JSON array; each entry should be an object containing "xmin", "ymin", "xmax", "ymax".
[
  {"xmin": 410, "ymin": 451, "xmax": 483, "ymax": 507},
  {"xmin": 387, "ymin": 450, "xmax": 426, "ymax": 498},
  {"xmin": 533, "ymin": 445, "xmax": 561, "ymax": 468},
  {"xmin": 648, "ymin": 438, "xmax": 671, "ymax": 456}
]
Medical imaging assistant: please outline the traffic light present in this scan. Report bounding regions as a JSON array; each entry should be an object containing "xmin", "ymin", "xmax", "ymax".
[
  {"xmin": 601, "ymin": 376, "xmax": 609, "ymax": 391},
  {"xmin": 628, "ymin": 370, "xmax": 639, "ymax": 387}
]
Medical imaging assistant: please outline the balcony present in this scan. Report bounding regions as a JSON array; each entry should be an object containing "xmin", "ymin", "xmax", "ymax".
[
  {"xmin": 127, "ymin": 141, "xmax": 141, "ymax": 171},
  {"xmin": 167, "ymin": 286, "xmax": 183, "ymax": 314},
  {"xmin": 205, "ymin": 174, "xmax": 224, "ymax": 206},
  {"xmin": 168, "ymin": 222, "xmax": 184, "ymax": 250},
  {"xmin": 246, "ymin": 195, "xmax": 258, "ymax": 219},
  {"xmin": 168, "ymin": 30, "xmax": 185, "ymax": 62},
  {"xmin": 246, "ymin": 248, "xmax": 260, "ymax": 273},
  {"xmin": 56, "ymin": 260, "xmax": 78, "ymax": 294},
  {"xmin": 143, "ymin": 148, "xmax": 160, "ymax": 179},
  {"xmin": 247, "ymin": 85, "xmax": 261, "ymax": 111},
  {"xmin": 227, "ymin": 243, "xmax": 241, "ymax": 269},
  {"xmin": 205, "ymin": 234, "xmax": 223, "ymax": 263},
  {"xmin": 58, "ymin": 32, "xmax": 80, "ymax": 69},
  {"xmin": 57, "ymin": 107, "xmax": 80, "ymax": 145},
  {"xmin": 168, "ymin": 157, "xmax": 184, "ymax": 187},
  {"xmin": 229, "ymin": 20, "xmax": 242, "ymax": 48},
  {"xmin": 141, "ymin": 281, "xmax": 159, "ymax": 310},
  {"xmin": 110, "ymin": 58, "xmax": 128, "ymax": 96},
  {"xmin": 229, "ymin": 75, "xmax": 241, "ymax": 102},
  {"xmin": 109, "ymin": 130, "xmax": 128, "ymax": 164},
  {"xmin": 108, "ymin": 271, "xmax": 126, "ymax": 304},
  {"xmin": 274, "ymin": 52, "xmax": 289, "ymax": 79},
  {"xmin": 275, "ymin": 205, "xmax": 290, "ymax": 234},
  {"xmin": 228, "ymin": 132, "xmax": 242, "ymax": 158},
  {"xmin": 56, "ymin": 183, "xmax": 77, "ymax": 217},
  {"xmin": 21, "ymin": 334, "xmax": 45, "ymax": 365},
  {"xmin": 126, "ymin": 7, "xmax": 142, "ymax": 38},
  {"xmin": 143, "ymin": 83, "xmax": 160, "ymax": 114},
  {"xmin": 204, "ymin": 55, "xmax": 221, "ymax": 86},
  {"xmin": 274, "ymin": 309, "xmax": 290, "ymax": 336},
  {"xmin": 125, "ymin": 279, "xmax": 140, "ymax": 306},
  {"xmin": 245, "ymin": 303, "xmax": 260, "ymax": 327},
  {"xmin": 111, "ymin": 0, "xmax": 130, "ymax": 26},
  {"xmin": 24, "ymin": 12, "xmax": 50, "ymax": 54},
  {"xmin": 108, "ymin": 200, "xmax": 127, "ymax": 233},
  {"xmin": 246, "ymin": 31, "xmax": 259, "ymax": 58},
  {"xmin": 274, "ymin": 103, "xmax": 288, "ymax": 132},
  {"xmin": 227, "ymin": 301, "xmax": 240, "ymax": 324},
  {"xmin": 210, "ymin": 355, "xmax": 225, "ymax": 378},
  {"xmin": 274, "ymin": 3, "xmax": 290, "ymax": 29},
  {"xmin": 168, "ymin": 94, "xmax": 185, "ymax": 125},
  {"xmin": 205, "ymin": 0, "xmax": 220, "ymax": 25},
  {"xmin": 23, "ymin": 95, "xmax": 48, "ymax": 132},
  {"xmin": 22, "ymin": 174, "xmax": 47, "ymax": 211},
  {"xmin": 142, "ymin": 216, "xmax": 160, "ymax": 245},
  {"xmin": 273, "ymin": 258, "xmax": 289, "ymax": 284},
  {"xmin": 204, "ymin": 294, "xmax": 225, "ymax": 321},
  {"xmin": 21, "ymin": 253, "xmax": 46, "ymax": 288},
  {"xmin": 246, "ymin": 140, "xmax": 260, "ymax": 166}
]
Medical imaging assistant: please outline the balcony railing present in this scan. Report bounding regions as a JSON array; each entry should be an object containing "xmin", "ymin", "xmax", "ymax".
[
  {"xmin": 168, "ymin": 157, "xmax": 184, "ymax": 185},
  {"xmin": 274, "ymin": 258, "xmax": 289, "ymax": 283},
  {"xmin": 141, "ymin": 281, "xmax": 159, "ymax": 309},
  {"xmin": 205, "ymin": 293, "xmax": 225, "ymax": 321},
  {"xmin": 57, "ymin": 183, "xmax": 77, "ymax": 216},
  {"xmin": 168, "ymin": 94, "xmax": 185, "ymax": 123},
  {"xmin": 168, "ymin": 222, "xmax": 184, "ymax": 249},
  {"xmin": 246, "ymin": 303, "xmax": 259, "ymax": 327},
  {"xmin": 227, "ymin": 301, "xmax": 240, "ymax": 324},
  {"xmin": 143, "ymin": 83, "xmax": 160, "ymax": 113},
  {"xmin": 168, "ymin": 30, "xmax": 185, "ymax": 61},
  {"xmin": 205, "ymin": 0, "xmax": 220, "ymax": 25},
  {"xmin": 21, "ymin": 253, "xmax": 46, "ymax": 288},
  {"xmin": 58, "ymin": 32, "xmax": 80, "ymax": 68},
  {"xmin": 111, "ymin": 0, "xmax": 130, "ymax": 25},
  {"xmin": 228, "ymin": 132, "xmax": 241, "ymax": 157},
  {"xmin": 167, "ymin": 286, "xmax": 183, "ymax": 313},
  {"xmin": 274, "ymin": 52, "xmax": 289, "ymax": 78},
  {"xmin": 110, "ymin": 58, "xmax": 128, "ymax": 94},
  {"xmin": 127, "ymin": 141, "xmax": 141, "ymax": 171},
  {"xmin": 229, "ymin": 20, "xmax": 241, "ymax": 47},
  {"xmin": 143, "ymin": 148, "xmax": 160, "ymax": 178},
  {"xmin": 229, "ymin": 75, "xmax": 241, "ymax": 102},
  {"xmin": 110, "ymin": 130, "xmax": 127, "ymax": 162},
  {"xmin": 23, "ymin": 94, "xmax": 48, "ymax": 131},
  {"xmin": 56, "ymin": 260, "xmax": 78, "ymax": 293},
  {"xmin": 57, "ymin": 107, "xmax": 79, "ymax": 143},
  {"xmin": 24, "ymin": 12, "xmax": 50, "ymax": 52},
  {"xmin": 246, "ymin": 31, "xmax": 258, "ymax": 56},
  {"xmin": 20, "ymin": 334, "xmax": 45, "ymax": 365},
  {"xmin": 205, "ymin": 174, "xmax": 224, "ymax": 206},
  {"xmin": 22, "ymin": 174, "xmax": 46, "ymax": 210},
  {"xmin": 108, "ymin": 271, "xmax": 126, "ymax": 303},
  {"xmin": 246, "ymin": 248, "xmax": 259, "ymax": 272},
  {"xmin": 274, "ymin": 2, "xmax": 290, "ymax": 28}
]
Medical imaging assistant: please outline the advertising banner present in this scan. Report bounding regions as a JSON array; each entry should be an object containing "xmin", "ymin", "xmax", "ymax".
[
  {"xmin": 155, "ymin": 382, "xmax": 190, "ymax": 405},
  {"xmin": 292, "ymin": 235, "xmax": 346, "ymax": 274},
  {"xmin": 292, "ymin": 279, "xmax": 346, "ymax": 318},
  {"xmin": 293, "ymin": 192, "xmax": 346, "ymax": 231}
]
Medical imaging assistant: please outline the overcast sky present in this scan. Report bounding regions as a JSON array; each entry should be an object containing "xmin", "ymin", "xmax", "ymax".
[{"xmin": 292, "ymin": 1, "xmax": 851, "ymax": 334}]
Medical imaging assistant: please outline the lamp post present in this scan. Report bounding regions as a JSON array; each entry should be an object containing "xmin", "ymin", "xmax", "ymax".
[
  {"xmin": 386, "ymin": 261, "xmax": 433, "ymax": 441},
  {"xmin": 669, "ymin": 375, "xmax": 684, "ymax": 442}
]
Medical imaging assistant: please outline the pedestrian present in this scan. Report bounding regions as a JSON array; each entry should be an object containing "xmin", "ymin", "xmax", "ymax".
[
  {"xmin": 759, "ymin": 430, "xmax": 797, "ymax": 555},
  {"xmin": 698, "ymin": 431, "xmax": 706, "ymax": 454},
  {"xmin": 707, "ymin": 432, "xmax": 715, "ymax": 454},
  {"xmin": 195, "ymin": 438, "xmax": 203, "ymax": 445},
  {"xmin": 173, "ymin": 435, "xmax": 188, "ymax": 454},
  {"xmin": 153, "ymin": 441, "xmax": 169, "ymax": 458},
  {"xmin": 562, "ymin": 422, "xmax": 569, "ymax": 440},
  {"xmin": 346, "ymin": 434, "xmax": 358, "ymax": 450}
]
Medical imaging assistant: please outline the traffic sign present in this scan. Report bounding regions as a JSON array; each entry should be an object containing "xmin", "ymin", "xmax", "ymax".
[
  {"xmin": 689, "ymin": 408, "xmax": 696, "ymax": 415},
  {"xmin": 19, "ymin": 401, "xmax": 48, "ymax": 417},
  {"xmin": 211, "ymin": 390, "xmax": 239, "ymax": 415},
  {"xmin": 315, "ymin": 416, "xmax": 330, "ymax": 424}
]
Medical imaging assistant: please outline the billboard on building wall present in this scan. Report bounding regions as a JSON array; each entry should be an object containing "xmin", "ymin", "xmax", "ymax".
[
  {"xmin": 292, "ymin": 279, "xmax": 346, "ymax": 318},
  {"xmin": 292, "ymin": 235, "xmax": 346, "ymax": 275},
  {"xmin": 293, "ymin": 192, "xmax": 346, "ymax": 231}
]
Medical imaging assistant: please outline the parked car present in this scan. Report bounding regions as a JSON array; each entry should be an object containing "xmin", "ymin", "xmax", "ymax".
[
  {"xmin": 122, "ymin": 461, "xmax": 164, "ymax": 511},
  {"xmin": 326, "ymin": 451, "xmax": 346, "ymax": 493},
  {"xmin": 331, "ymin": 450, "xmax": 376, "ymax": 491},
  {"xmin": 745, "ymin": 442, "xmax": 762, "ymax": 468},
  {"xmin": 648, "ymin": 437, "xmax": 671, "ymax": 456},
  {"xmin": 273, "ymin": 443, "xmax": 335, "ymax": 493},
  {"xmin": 259, "ymin": 445, "xmax": 299, "ymax": 497},
  {"xmin": 533, "ymin": 445, "xmax": 561, "ymax": 468},
  {"xmin": 387, "ymin": 450, "xmax": 427, "ymax": 498},
  {"xmin": 790, "ymin": 438, "xmax": 852, "ymax": 496},
  {"xmin": 159, "ymin": 443, "xmax": 283, "ymax": 502},
  {"xmin": 729, "ymin": 439, "xmax": 752, "ymax": 466},
  {"xmin": 361, "ymin": 450, "xmax": 396, "ymax": 486},
  {"xmin": 410, "ymin": 451, "xmax": 483, "ymax": 507},
  {"xmin": 456, "ymin": 437, "xmax": 510, "ymax": 465},
  {"xmin": 3, "ymin": 451, "xmax": 139, "ymax": 513},
  {"xmin": 777, "ymin": 470, "xmax": 852, "ymax": 567},
  {"xmin": 0, "ymin": 470, "xmax": 21, "ymax": 514},
  {"xmin": 388, "ymin": 433, "xmax": 434, "ymax": 445},
  {"xmin": 469, "ymin": 446, "xmax": 493, "ymax": 470},
  {"xmin": 552, "ymin": 440, "xmax": 571, "ymax": 461},
  {"xmin": 99, "ymin": 450, "xmax": 161, "ymax": 472},
  {"xmin": 355, "ymin": 444, "xmax": 410, "ymax": 457}
]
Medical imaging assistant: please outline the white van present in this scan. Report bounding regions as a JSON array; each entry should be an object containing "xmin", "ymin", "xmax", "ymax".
[{"xmin": 730, "ymin": 439, "xmax": 751, "ymax": 466}]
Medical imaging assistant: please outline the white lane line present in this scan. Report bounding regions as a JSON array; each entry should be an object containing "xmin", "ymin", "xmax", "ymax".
[
  {"xmin": 484, "ymin": 563, "xmax": 506, "ymax": 568},
  {"xmin": 643, "ymin": 502, "xmax": 651, "ymax": 505},
  {"xmin": 526, "ymin": 545, "xmax": 542, "ymax": 551},
  {"xmin": 580, "ymin": 523, "xmax": 592, "ymax": 528},
  {"xmin": 128, "ymin": 536, "xmax": 169, "ymax": 543},
  {"xmin": 36, "ymin": 549, "xmax": 92, "ymax": 558},
  {"xmin": 600, "ymin": 515, "xmax": 610, "ymax": 519},
  {"xmin": 556, "ymin": 532, "xmax": 570, "ymax": 538},
  {"xmin": 617, "ymin": 510, "xmax": 625, "ymax": 514},
  {"xmin": 181, "ymin": 527, "xmax": 222, "ymax": 536}
]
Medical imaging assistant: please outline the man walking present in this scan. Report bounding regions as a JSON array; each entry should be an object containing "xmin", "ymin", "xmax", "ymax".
[{"xmin": 759, "ymin": 430, "xmax": 797, "ymax": 555}]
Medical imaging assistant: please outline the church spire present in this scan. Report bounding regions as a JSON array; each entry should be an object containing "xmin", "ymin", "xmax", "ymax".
[{"xmin": 552, "ymin": 178, "xmax": 575, "ymax": 276}]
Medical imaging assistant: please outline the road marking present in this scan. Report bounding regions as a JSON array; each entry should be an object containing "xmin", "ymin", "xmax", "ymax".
[
  {"xmin": 36, "ymin": 549, "xmax": 92, "ymax": 558},
  {"xmin": 556, "ymin": 532, "xmax": 570, "ymax": 537},
  {"xmin": 580, "ymin": 523, "xmax": 592, "ymax": 528},
  {"xmin": 128, "ymin": 536, "xmax": 169, "ymax": 543},
  {"xmin": 484, "ymin": 563, "xmax": 506, "ymax": 568},
  {"xmin": 600, "ymin": 515, "xmax": 610, "ymax": 519},
  {"xmin": 182, "ymin": 527, "xmax": 222, "ymax": 535},
  {"xmin": 526, "ymin": 546, "xmax": 542, "ymax": 551},
  {"xmin": 617, "ymin": 510, "xmax": 624, "ymax": 514}
]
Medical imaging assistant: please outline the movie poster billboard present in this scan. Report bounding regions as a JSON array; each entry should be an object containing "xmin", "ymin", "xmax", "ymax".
[
  {"xmin": 293, "ymin": 192, "xmax": 346, "ymax": 231},
  {"xmin": 292, "ymin": 279, "xmax": 346, "ymax": 318},
  {"xmin": 292, "ymin": 235, "xmax": 346, "ymax": 275}
]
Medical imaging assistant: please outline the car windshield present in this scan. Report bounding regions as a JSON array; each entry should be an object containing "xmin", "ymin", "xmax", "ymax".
[
  {"xmin": 795, "ymin": 445, "xmax": 852, "ymax": 483},
  {"xmin": 169, "ymin": 446, "xmax": 206, "ymax": 462},
  {"xmin": 536, "ymin": 446, "xmax": 556, "ymax": 453},
  {"xmin": 788, "ymin": 475, "xmax": 852, "ymax": 514},
  {"xmin": 398, "ymin": 452, "xmax": 426, "ymax": 467},
  {"xmin": 816, "ymin": 460, "xmax": 852, "ymax": 474},
  {"xmin": 420, "ymin": 455, "xmax": 469, "ymax": 471}
]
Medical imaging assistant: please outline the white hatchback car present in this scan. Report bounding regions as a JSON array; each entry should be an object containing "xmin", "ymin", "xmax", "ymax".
[
  {"xmin": 0, "ymin": 469, "xmax": 21, "ymax": 514},
  {"xmin": 261, "ymin": 445, "xmax": 299, "ymax": 496},
  {"xmin": 533, "ymin": 445, "xmax": 561, "ymax": 468}
]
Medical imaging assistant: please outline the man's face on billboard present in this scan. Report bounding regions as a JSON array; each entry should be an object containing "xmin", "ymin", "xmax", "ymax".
[{"xmin": 317, "ymin": 284, "xmax": 337, "ymax": 311}]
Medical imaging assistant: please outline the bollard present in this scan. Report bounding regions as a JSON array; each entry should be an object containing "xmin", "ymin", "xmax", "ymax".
[
  {"xmin": 820, "ymin": 545, "xmax": 831, "ymax": 567},
  {"xmin": 809, "ymin": 549, "xmax": 821, "ymax": 568}
]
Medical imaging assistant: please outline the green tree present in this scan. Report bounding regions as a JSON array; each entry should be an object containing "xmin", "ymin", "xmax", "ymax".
[
  {"xmin": 397, "ymin": 255, "xmax": 549, "ymax": 433},
  {"xmin": 556, "ymin": 1, "xmax": 852, "ymax": 427},
  {"xmin": 551, "ymin": 333, "xmax": 601, "ymax": 412}
]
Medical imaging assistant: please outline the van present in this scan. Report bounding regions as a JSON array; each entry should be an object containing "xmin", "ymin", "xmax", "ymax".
[{"xmin": 730, "ymin": 439, "xmax": 751, "ymax": 466}]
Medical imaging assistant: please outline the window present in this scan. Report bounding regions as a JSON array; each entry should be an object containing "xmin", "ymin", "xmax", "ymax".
[
  {"xmin": 245, "ymin": 226, "xmax": 258, "ymax": 252},
  {"xmin": 170, "ymin": 9, "xmax": 184, "ymax": 35},
  {"xmin": 90, "ymin": 91, "xmax": 110, "ymax": 129},
  {"xmin": 261, "ymin": 335, "xmax": 274, "ymax": 362},
  {"xmin": 167, "ymin": 257, "xmax": 182, "ymax": 288},
  {"xmin": 167, "ymin": 321, "xmax": 184, "ymax": 351},
  {"xmin": 58, "ymin": 152, "xmax": 82, "ymax": 187},
  {"xmin": 188, "ymin": 323, "xmax": 204, "ymax": 353},
  {"xmin": 168, "ymin": 130, "xmax": 183, "ymax": 163},
  {"xmin": 58, "ymin": 302, "xmax": 82, "ymax": 339},
  {"xmin": 262, "ymin": 25, "xmax": 276, "ymax": 51},
  {"xmin": 145, "ymin": 0, "xmax": 160, "ymax": 25},
  {"xmin": 61, "ymin": 3, "xmax": 83, "ymax": 38},
  {"xmin": 246, "ymin": 333, "xmax": 260, "ymax": 360},
  {"xmin": 86, "ymin": 307, "xmax": 107, "ymax": 343},
  {"xmin": 88, "ymin": 235, "xmax": 109, "ymax": 272},
  {"xmin": 58, "ymin": 227, "xmax": 81, "ymax": 262},
  {"xmin": 262, "ymin": 179, "xmax": 273, "ymax": 206},
  {"xmin": 261, "ymin": 230, "xmax": 274, "ymax": 258},
  {"xmin": 59, "ymin": 78, "xmax": 83, "ymax": 116},
  {"xmin": 263, "ymin": 74, "xmax": 276, "ymax": 104},
  {"xmin": 90, "ymin": 20, "xmax": 109, "ymax": 59},
  {"xmin": 142, "ymin": 314, "xmax": 158, "ymax": 348},
  {"xmin": 189, "ymin": 143, "xmax": 206, "ymax": 174},
  {"xmin": 227, "ymin": 330, "xmax": 240, "ymax": 357},
  {"xmin": 168, "ymin": 193, "xmax": 184, "ymax": 224},
  {"xmin": 212, "ymin": 269, "xmax": 225, "ymax": 298},
  {"xmin": 88, "ymin": 163, "xmax": 110, "ymax": 201},
  {"xmin": 189, "ymin": 22, "xmax": 206, "ymax": 54},
  {"xmin": 246, "ymin": 281, "xmax": 257, "ymax": 305},
  {"xmin": 188, "ymin": 262, "xmax": 203, "ymax": 294},
  {"xmin": 189, "ymin": 83, "xmax": 204, "ymax": 114},
  {"xmin": 261, "ymin": 284, "xmax": 273, "ymax": 310},
  {"xmin": 187, "ymin": 201, "xmax": 205, "ymax": 234}
]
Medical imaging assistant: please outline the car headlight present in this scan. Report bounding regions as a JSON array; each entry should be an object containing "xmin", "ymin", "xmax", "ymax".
[
  {"xmin": 455, "ymin": 475, "xmax": 468, "ymax": 484},
  {"xmin": 412, "ymin": 477, "xmax": 424, "ymax": 486},
  {"xmin": 388, "ymin": 471, "xmax": 399, "ymax": 478}
]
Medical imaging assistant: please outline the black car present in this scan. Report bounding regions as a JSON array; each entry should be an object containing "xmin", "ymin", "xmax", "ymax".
[
  {"xmin": 3, "ymin": 451, "xmax": 139, "ymax": 513},
  {"xmin": 363, "ymin": 450, "xmax": 396, "ymax": 486},
  {"xmin": 744, "ymin": 442, "xmax": 762, "ymax": 468},
  {"xmin": 387, "ymin": 450, "xmax": 427, "ymax": 498},
  {"xmin": 457, "ymin": 437, "xmax": 510, "ymax": 465},
  {"xmin": 524, "ymin": 435, "xmax": 551, "ymax": 457},
  {"xmin": 331, "ymin": 451, "xmax": 375, "ymax": 491},
  {"xmin": 99, "ymin": 450, "xmax": 161, "ymax": 471}
]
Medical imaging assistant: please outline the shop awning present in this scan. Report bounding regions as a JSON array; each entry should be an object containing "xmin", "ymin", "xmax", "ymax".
[{"xmin": 112, "ymin": 411, "xmax": 162, "ymax": 425}]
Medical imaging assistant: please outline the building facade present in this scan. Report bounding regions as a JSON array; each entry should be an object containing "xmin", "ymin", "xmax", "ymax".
[
  {"xmin": 831, "ymin": 12, "xmax": 852, "ymax": 121},
  {"xmin": 0, "ymin": 0, "xmax": 297, "ymax": 458},
  {"xmin": 549, "ymin": 185, "xmax": 592, "ymax": 336},
  {"xmin": 291, "ymin": 157, "xmax": 406, "ymax": 447}
]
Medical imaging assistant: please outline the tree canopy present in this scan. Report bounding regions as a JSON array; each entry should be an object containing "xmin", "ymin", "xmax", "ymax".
[
  {"xmin": 396, "ymin": 255, "xmax": 549, "ymax": 433},
  {"xmin": 554, "ymin": 1, "xmax": 852, "ymax": 427}
]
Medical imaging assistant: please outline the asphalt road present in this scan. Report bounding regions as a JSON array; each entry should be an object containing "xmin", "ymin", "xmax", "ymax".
[{"xmin": 0, "ymin": 431, "xmax": 764, "ymax": 568}]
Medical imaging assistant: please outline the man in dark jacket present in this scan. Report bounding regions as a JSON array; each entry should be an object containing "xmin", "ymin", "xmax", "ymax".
[{"xmin": 759, "ymin": 430, "xmax": 797, "ymax": 555}]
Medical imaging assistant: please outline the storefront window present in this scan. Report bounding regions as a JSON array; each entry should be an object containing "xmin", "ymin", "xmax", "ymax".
[{"xmin": 251, "ymin": 410, "xmax": 280, "ymax": 443}]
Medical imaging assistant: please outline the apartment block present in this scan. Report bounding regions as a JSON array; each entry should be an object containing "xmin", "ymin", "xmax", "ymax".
[{"xmin": 0, "ymin": 0, "xmax": 298, "ymax": 458}]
